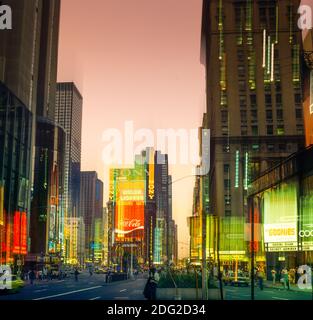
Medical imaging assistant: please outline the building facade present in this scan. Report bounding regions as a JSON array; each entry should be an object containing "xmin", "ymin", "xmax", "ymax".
[
  {"xmin": 202, "ymin": 0, "xmax": 305, "ymax": 225},
  {"xmin": 55, "ymin": 82, "xmax": 83, "ymax": 261},
  {"xmin": 80, "ymin": 171, "xmax": 103, "ymax": 264}
]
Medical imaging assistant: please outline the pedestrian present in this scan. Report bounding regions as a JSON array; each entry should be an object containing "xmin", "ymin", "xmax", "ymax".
[
  {"xmin": 271, "ymin": 268, "xmax": 277, "ymax": 285},
  {"xmin": 257, "ymin": 268, "xmax": 265, "ymax": 290},
  {"xmin": 143, "ymin": 267, "xmax": 159, "ymax": 300},
  {"xmin": 74, "ymin": 268, "xmax": 79, "ymax": 282},
  {"xmin": 29, "ymin": 270, "xmax": 36, "ymax": 285},
  {"xmin": 281, "ymin": 268, "xmax": 290, "ymax": 290}
]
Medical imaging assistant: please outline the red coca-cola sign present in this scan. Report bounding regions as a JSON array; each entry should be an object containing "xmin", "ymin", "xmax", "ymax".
[{"xmin": 115, "ymin": 205, "xmax": 144, "ymax": 237}]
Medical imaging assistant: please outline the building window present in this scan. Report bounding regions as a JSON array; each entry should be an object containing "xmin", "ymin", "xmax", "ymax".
[
  {"xmin": 277, "ymin": 109, "xmax": 283, "ymax": 120},
  {"xmin": 241, "ymin": 126, "xmax": 248, "ymax": 136},
  {"xmin": 241, "ymin": 110, "xmax": 247, "ymax": 122},
  {"xmin": 224, "ymin": 164, "xmax": 230, "ymax": 174},
  {"xmin": 239, "ymin": 80, "xmax": 246, "ymax": 91},
  {"xmin": 224, "ymin": 195, "xmax": 231, "ymax": 206},
  {"xmin": 277, "ymin": 126, "xmax": 285, "ymax": 135},
  {"xmin": 295, "ymin": 109, "xmax": 302, "ymax": 119},
  {"xmin": 250, "ymin": 94, "xmax": 257, "ymax": 106},
  {"xmin": 267, "ymin": 125, "xmax": 273, "ymax": 135},
  {"xmin": 267, "ymin": 144, "xmax": 275, "ymax": 151},
  {"xmin": 225, "ymin": 210, "xmax": 231, "ymax": 217},
  {"xmin": 223, "ymin": 145, "xmax": 230, "ymax": 153},
  {"xmin": 251, "ymin": 110, "xmax": 257, "ymax": 119},
  {"xmin": 295, "ymin": 93, "xmax": 302, "ymax": 103},
  {"xmin": 276, "ymin": 94, "xmax": 282, "ymax": 104},
  {"xmin": 252, "ymin": 144, "xmax": 260, "ymax": 151},
  {"xmin": 266, "ymin": 110, "xmax": 273, "ymax": 120},
  {"xmin": 224, "ymin": 179, "xmax": 230, "ymax": 189},
  {"xmin": 251, "ymin": 126, "xmax": 258, "ymax": 136},
  {"xmin": 239, "ymin": 95, "xmax": 246, "ymax": 107},
  {"xmin": 296, "ymin": 125, "xmax": 304, "ymax": 135},
  {"xmin": 222, "ymin": 126, "xmax": 229, "ymax": 136},
  {"xmin": 265, "ymin": 94, "xmax": 272, "ymax": 105},
  {"xmin": 221, "ymin": 110, "xmax": 228, "ymax": 123},
  {"xmin": 279, "ymin": 144, "xmax": 286, "ymax": 152}
]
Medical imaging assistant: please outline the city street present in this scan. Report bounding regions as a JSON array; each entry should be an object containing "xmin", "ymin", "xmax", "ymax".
[
  {"xmin": 0, "ymin": 271, "xmax": 147, "ymax": 301},
  {"xmin": 224, "ymin": 285, "xmax": 312, "ymax": 301}
]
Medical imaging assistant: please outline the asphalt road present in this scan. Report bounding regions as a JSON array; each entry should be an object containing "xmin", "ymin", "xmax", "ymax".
[
  {"xmin": 224, "ymin": 285, "xmax": 313, "ymax": 300},
  {"xmin": 1, "ymin": 271, "xmax": 312, "ymax": 301},
  {"xmin": 0, "ymin": 271, "xmax": 147, "ymax": 301}
]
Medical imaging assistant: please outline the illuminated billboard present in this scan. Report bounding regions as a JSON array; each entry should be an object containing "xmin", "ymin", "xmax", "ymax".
[
  {"xmin": 111, "ymin": 161, "xmax": 146, "ymax": 241},
  {"xmin": 0, "ymin": 185, "xmax": 4, "ymax": 226},
  {"xmin": 263, "ymin": 181, "xmax": 298, "ymax": 248},
  {"xmin": 13, "ymin": 211, "xmax": 27, "ymax": 255}
]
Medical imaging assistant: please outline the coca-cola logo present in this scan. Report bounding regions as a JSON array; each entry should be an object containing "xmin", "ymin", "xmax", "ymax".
[{"xmin": 122, "ymin": 219, "xmax": 141, "ymax": 228}]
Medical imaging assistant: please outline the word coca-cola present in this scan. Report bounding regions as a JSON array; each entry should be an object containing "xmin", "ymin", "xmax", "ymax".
[{"xmin": 122, "ymin": 219, "xmax": 141, "ymax": 228}]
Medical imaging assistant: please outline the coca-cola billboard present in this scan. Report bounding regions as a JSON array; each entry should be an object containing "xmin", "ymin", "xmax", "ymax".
[{"xmin": 112, "ymin": 166, "xmax": 145, "ymax": 240}]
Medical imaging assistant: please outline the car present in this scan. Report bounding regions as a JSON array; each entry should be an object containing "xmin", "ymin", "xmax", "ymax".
[
  {"xmin": 0, "ymin": 275, "xmax": 25, "ymax": 294},
  {"xmin": 95, "ymin": 268, "xmax": 106, "ymax": 274},
  {"xmin": 223, "ymin": 271, "xmax": 250, "ymax": 287}
]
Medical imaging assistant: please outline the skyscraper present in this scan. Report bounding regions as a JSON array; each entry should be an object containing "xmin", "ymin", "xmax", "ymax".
[
  {"xmin": 80, "ymin": 172, "xmax": 103, "ymax": 263},
  {"xmin": 0, "ymin": 0, "xmax": 62, "ymax": 267},
  {"xmin": 55, "ymin": 82, "xmax": 83, "ymax": 260},
  {"xmin": 201, "ymin": 0, "xmax": 305, "ymax": 221}
]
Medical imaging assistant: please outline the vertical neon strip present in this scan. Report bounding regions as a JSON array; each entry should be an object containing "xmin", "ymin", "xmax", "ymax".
[
  {"xmin": 244, "ymin": 152, "xmax": 249, "ymax": 190},
  {"xmin": 271, "ymin": 43, "xmax": 275, "ymax": 82},
  {"xmin": 275, "ymin": 5, "xmax": 279, "ymax": 44},
  {"xmin": 267, "ymin": 36, "xmax": 271, "ymax": 75},
  {"xmin": 262, "ymin": 29, "xmax": 266, "ymax": 68},
  {"xmin": 235, "ymin": 150, "xmax": 240, "ymax": 188}
]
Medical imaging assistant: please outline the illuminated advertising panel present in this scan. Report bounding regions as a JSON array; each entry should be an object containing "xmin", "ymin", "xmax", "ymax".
[
  {"xmin": 13, "ymin": 211, "xmax": 21, "ymax": 254},
  {"xmin": 263, "ymin": 181, "xmax": 298, "ymax": 246},
  {"xmin": 0, "ymin": 184, "xmax": 4, "ymax": 226},
  {"xmin": 20, "ymin": 212, "xmax": 27, "ymax": 255},
  {"xmin": 112, "ymin": 163, "xmax": 145, "ymax": 241},
  {"xmin": 219, "ymin": 217, "xmax": 246, "ymax": 259},
  {"xmin": 12, "ymin": 211, "xmax": 27, "ymax": 255}
]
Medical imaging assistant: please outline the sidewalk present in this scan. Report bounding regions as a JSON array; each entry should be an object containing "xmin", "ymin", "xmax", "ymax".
[{"xmin": 263, "ymin": 280, "xmax": 312, "ymax": 293}]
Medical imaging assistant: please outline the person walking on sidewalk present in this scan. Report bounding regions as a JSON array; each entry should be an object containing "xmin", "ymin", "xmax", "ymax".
[
  {"xmin": 281, "ymin": 268, "xmax": 290, "ymax": 290},
  {"xmin": 257, "ymin": 267, "xmax": 265, "ymax": 290},
  {"xmin": 271, "ymin": 269, "xmax": 277, "ymax": 285}
]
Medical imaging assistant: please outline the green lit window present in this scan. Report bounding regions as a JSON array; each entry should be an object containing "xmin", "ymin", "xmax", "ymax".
[{"xmin": 277, "ymin": 126, "xmax": 285, "ymax": 135}]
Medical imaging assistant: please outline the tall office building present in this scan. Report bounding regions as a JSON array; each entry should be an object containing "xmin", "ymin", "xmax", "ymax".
[
  {"xmin": 0, "ymin": 0, "xmax": 62, "ymax": 267},
  {"xmin": 30, "ymin": 0, "xmax": 64, "ymax": 262},
  {"xmin": 80, "ymin": 172, "xmax": 103, "ymax": 263},
  {"xmin": 55, "ymin": 82, "xmax": 83, "ymax": 261},
  {"xmin": 201, "ymin": 0, "xmax": 305, "ymax": 220}
]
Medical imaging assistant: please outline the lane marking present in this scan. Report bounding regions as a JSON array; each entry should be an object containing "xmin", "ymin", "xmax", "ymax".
[
  {"xmin": 114, "ymin": 297, "xmax": 130, "ymax": 300},
  {"xmin": 89, "ymin": 296, "xmax": 101, "ymax": 300},
  {"xmin": 33, "ymin": 286, "xmax": 102, "ymax": 300},
  {"xmin": 272, "ymin": 297, "xmax": 289, "ymax": 300},
  {"xmin": 120, "ymin": 289, "xmax": 127, "ymax": 292},
  {"xmin": 34, "ymin": 289, "xmax": 48, "ymax": 293}
]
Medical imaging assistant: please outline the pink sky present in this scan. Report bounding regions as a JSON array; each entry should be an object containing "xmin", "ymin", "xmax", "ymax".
[{"xmin": 58, "ymin": 0, "xmax": 205, "ymax": 258}]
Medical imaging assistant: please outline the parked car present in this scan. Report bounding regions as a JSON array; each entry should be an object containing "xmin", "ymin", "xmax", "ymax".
[{"xmin": 223, "ymin": 271, "xmax": 249, "ymax": 287}]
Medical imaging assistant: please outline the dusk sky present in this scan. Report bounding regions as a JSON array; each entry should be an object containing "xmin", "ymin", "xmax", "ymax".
[{"xmin": 58, "ymin": 0, "xmax": 205, "ymax": 258}]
